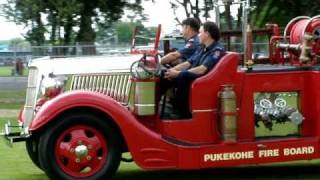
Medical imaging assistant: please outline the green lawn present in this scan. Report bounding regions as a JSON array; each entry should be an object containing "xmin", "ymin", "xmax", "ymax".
[
  {"xmin": 0, "ymin": 90, "xmax": 25, "ymax": 109},
  {"xmin": 0, "ymin": 66, "xmax": 28, "ymax": 76},
  {"xmin": 0, "ymin": 118, "xmax": 48, "ymax": 180},
  {"xmin": 0, "ymin": 66, "xmax": 13, "ymax": 76}
]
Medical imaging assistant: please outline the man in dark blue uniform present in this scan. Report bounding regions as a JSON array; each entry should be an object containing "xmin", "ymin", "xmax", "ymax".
[
  {"xmin": 161, "ymin": 21, "xmax": 225, "ymax": 119},
  {"xmin": 161, "ymin": 18, "xmax": 200, "ymax": 66}
]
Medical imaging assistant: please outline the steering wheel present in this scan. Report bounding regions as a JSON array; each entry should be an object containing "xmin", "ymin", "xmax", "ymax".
[{"xmin": 130, "ymin": 54, "xmax": 161, "ymax": 79}]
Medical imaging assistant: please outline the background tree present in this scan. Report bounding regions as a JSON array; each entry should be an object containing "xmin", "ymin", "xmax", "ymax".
[
  {"xmin": 8, "ymin": 38, "xmax": 30, "ymax": 50},
  {"xmin": 169, "ymin": 0, "xmax": 203, "ymax": 24},
  {"xmin": 96, "ymin": 1, "xmax": 150, "ymax": 45},
  {"xmin": 44, "ymin": 0, "xmax": 81, "ymax": 45},
  {"xmin": 96, "ymin": 21, "xmax": 156, "ymax": 46},
  {"xmin": 250, "ymin": 0, "xmax": 320, "ymax": 28},
  {"xmin": 1, "ymin": 0, "xmax": 149, "ymax": 47},
  {"xmin": 168, "ymin": 0, "xmax": 239, "ymax": 31},
  {"xmin": 2, "ymin": 0, "xmax": 46, "ymax": 46},
  {"xmin": 168, "ymin": 0, "xmax": 320, "ymax": 31}
]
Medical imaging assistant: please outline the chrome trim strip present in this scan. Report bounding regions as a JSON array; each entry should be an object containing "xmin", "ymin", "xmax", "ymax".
[
  {"xmin": 73, "ymin": 75, "xmax": 78, "ymax": 89},
  {"xmin": 85, "ymin": 76, "xmax": 90, "ymax": 89},
  {"xmin": 98, "ymin": 76, "xmax": 105, "ymax": 93},
  {"xmin": 110, "ymin": 75, "xmax": 115, "ymax": 96},
  {"xmin": 114, "ymin": 75, "xmax": 120, "ymax": 99},
  {"xmin": 92, "ymin": 76, "xmax": 97, "ymax": 91},
  {"xmin": 192, "ymin": 109, "xmax": 218, "ymax": 113},
  {"xmin": 80, "ymin": 76, "xmax": 85, "ymax": 90},
  {"xmin": 125, "ymin": 77, "xmax": 131, "ymax": 102},
  {"xmin": 103, "ymin": 75, "xmax": 108, "ymax": 94},
  {"xmin": 89, "ymin": 76, "xmax": 93, "ymax": 91},
  {"xmin": 107, "ymin": 75, "xmax": 113, "ymax": 95},
  {"xmin": 134, "ymin": 104, "xmax": 155, "ymax": 107},
  {"xmin": 70, "ymin": 75, "xmax": 75, "ymax": 89}
]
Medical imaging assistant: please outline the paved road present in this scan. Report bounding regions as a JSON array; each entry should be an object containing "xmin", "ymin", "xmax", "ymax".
[{"xmin": 0, "ymin": 77, "xmax": 27, "ymax": 90}]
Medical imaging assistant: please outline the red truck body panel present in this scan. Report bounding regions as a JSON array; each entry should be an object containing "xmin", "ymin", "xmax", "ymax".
[{"xmin": 28, "ymin": 51, "xmax": 320, "ymax": 170}]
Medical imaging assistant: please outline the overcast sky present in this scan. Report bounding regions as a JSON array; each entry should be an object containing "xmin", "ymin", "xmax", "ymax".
[
  {"xmin": 0, "ymin": 0, "xmax": 25, "ymax": 40},
  {"xmin": 142, "ymin": 1, "xmax": 180, "ymax": 32}
]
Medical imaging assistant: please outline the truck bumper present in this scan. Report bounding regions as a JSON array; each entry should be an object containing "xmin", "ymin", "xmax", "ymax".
[{"xmin": 1, "ymin": 121, "xmax": 29, "ymax": 147}]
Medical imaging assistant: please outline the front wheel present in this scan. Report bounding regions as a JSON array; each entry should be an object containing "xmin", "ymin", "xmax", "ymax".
[
  {"xmin": 26, "ymin": 137, "xmax": 42, "ymax": 170},
  {"xmin": 38, "ymin": 113, "xmax": 121, "ymax": 180}
]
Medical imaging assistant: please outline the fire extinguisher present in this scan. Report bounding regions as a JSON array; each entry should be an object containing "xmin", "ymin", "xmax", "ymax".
[{"xmin": 218, "ymin": 84, "xmax": 237, "ymax": 143}]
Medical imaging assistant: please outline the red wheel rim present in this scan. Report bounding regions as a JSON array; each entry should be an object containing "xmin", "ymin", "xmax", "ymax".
[{"xmin": 55, "ymin": 125, "xmax": 108, "ymax": 178}]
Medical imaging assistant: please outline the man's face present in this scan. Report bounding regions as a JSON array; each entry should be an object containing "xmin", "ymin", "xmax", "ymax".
[
  {"xmin": 198, "ymin": 27, "xmax": 209, "ymax": 44},
  {"xmin": 181, "ymin": 25, "xmax": 189, "ymax": 39}
]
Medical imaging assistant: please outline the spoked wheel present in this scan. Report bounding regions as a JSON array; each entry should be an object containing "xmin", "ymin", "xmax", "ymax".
[{"xmin": 38, "ymin": 114, "xmax": 121, "ymax": 180}]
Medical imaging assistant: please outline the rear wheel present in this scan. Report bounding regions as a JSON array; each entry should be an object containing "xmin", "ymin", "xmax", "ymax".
[{"xmin": 38, "ymin": 113, "xmax": 121, "ymax": 180}]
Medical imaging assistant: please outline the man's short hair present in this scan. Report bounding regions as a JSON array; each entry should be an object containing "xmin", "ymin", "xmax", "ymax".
[
  {"xmin": 182, "ymin": 18, "xmax": 200, "ymax": 32},
  {"xmin": 203, "ymin": 21, "xmax": 220, "ymax": 41}
]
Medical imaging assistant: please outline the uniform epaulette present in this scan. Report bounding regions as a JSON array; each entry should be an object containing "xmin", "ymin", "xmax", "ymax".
[{"xmin": 212, "ymin": 48, "xmax": 223, "ymax": 58}]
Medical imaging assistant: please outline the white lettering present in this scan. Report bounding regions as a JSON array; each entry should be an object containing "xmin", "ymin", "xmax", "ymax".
[
  {"xmin": 204, "ymin": 151, "xmax": 254, "ymax": 162},
  {"xmin": 204, "ymin": 154, "xmax": 211, "ymax": 162},
  {"xmin": 259, "ymin": 149, "xmax": 279, "ymax": 158},
  {"xmin": 215, "ymin": 153, "xmax": 223, "ymax": 161},
  {"xmin": 283, "ymin": 146, "xmax": 314, "ymax": 156},
  {"xmin": 204, "ymin": 146, "xmax": 315, "ymax": 162}
]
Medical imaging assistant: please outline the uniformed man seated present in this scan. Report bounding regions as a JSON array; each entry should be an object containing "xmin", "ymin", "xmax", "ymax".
[
  {"xmin": 161, "ymin": 21, "xmax": 225, "ymax": 119},
  {"xmin": 160, "ymin": 18, "xmax": 200, "ymax": 66}
]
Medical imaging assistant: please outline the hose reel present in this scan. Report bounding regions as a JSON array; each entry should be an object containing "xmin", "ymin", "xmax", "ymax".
[{"xmin": 275, "ymin": 15, "xmax": 320, "ymax": 64}]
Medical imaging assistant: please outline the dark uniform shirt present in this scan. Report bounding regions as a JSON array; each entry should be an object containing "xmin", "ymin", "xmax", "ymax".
[
  {"xmin": 178, "ymin": 35, "xmax": 200, "ymax": 61},
  {"xmin": 187, "ymin": 41, "xmax": 225, "ymax": 71}
]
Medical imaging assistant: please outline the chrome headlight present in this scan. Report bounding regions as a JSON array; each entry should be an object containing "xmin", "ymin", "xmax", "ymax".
[{"xmin": 40, "ymin": 75, "xmax": 65, "ymax": 98}]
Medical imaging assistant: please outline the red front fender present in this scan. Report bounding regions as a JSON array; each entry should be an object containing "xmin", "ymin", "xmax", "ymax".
[
  {"xmin": 30, "ymin": 91, "xmax": 178, "ymax": 169},
  {"xmin": 30, "ymin": 91, "xmax": 131, "ymax": 130}
]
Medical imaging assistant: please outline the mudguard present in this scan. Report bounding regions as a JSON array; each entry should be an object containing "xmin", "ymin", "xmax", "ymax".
[{"xmin": 30, "ymin": 91, "xmax": 178, "ymax": 169}]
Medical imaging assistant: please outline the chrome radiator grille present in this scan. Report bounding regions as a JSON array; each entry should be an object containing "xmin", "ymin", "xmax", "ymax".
[
  {"xmin": 70, "ymin": 73, "xmax": 132, "ymax": 103},
  {"xmin": 23, "ymin": 67, "xmax": 39, "ymax": 131}
]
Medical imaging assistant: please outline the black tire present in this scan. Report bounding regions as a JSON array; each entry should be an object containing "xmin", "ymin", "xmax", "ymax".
[
  {"xmin": 26, "ymin": 137, "xmax": 42, "ymax": 170},
  {"xmin": 38, "ymin": 113, "xmax": 121, "ymax": 180}
]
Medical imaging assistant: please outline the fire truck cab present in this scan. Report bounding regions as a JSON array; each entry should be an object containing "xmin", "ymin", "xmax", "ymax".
[{"xmin": 2, "ymin": 3, "xmax": 320, "ymax": 180}]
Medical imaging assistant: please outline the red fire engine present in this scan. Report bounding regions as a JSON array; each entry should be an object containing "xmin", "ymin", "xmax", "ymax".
[{"xmin": 2, "ymin": 3, "xmax": 320, "ymax": 180}]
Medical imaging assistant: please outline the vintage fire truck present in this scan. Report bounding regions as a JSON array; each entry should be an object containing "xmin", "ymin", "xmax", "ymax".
[{"xmin": 2, "ymin": 2, "xmax": 320, "ymax": 180}]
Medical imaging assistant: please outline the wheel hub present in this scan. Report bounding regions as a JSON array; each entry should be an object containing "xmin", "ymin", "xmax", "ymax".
[
  {"xmin": 55, "ymin": 125, "xmax": 109, "ymax": 178},
  {"xmin": 74, "ymin": 145, "xmax": 88, "ymax": 158}
]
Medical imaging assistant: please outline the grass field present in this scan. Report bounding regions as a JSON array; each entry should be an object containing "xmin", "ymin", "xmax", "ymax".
[
  {"xmin": 0, "ymin": 118, "xmax": 48, "ymax": 180},
  {"xmin": 0, "ymin": 90, "xmax": 25, "ymax": 109},
  {"xmin": 0, "ymin": 66, "xmax": 28, "ymax": 76},
  {"xmin": 0, "ymin": 66, "xmax": 13, "ymax": 76}
]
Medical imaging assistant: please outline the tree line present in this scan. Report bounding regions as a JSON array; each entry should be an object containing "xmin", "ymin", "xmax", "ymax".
[
  {"xmin": 1, "ymin": 0, "xmax": 148, "ymax": 46},
  {"xmin": 170, "ymin": 0, "xmax": 320, "ymax": 30},
  {"xmin": 1, "ymin": 0, "xmax": 319, "ymax": 47}
]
